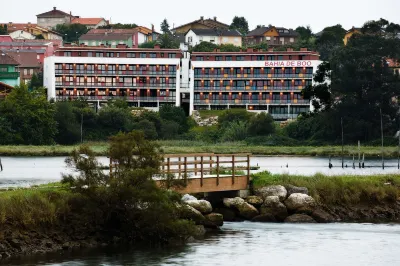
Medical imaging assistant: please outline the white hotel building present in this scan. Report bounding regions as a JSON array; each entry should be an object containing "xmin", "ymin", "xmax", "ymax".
[{"xmin": 44, "ymin": 45, "xmax": 321, "ymax": 120}]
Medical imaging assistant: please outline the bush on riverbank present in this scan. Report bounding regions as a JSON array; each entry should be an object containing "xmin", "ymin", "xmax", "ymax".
[{"xmin": 252, "ymin": 172, "xmax": 400, "ymax": 205}]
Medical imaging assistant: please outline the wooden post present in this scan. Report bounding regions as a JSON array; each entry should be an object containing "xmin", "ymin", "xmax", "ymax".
[
  {"xmin": 167, "ymin": 157, "xmax": 170, "ymax": 175},
  {"xmin": 216, "ymin": 155, "xmax": 220, "ymax": 186},
  {"xmin": 247, "ymin": 154, "xmax": 250, "ymax": 184},
  {"xmin": 184, "ymin": 156, "xmax": 187, "ymax": 185},
  {"xmin": 210, "ymin": 156, "xmax": 212, "ymax": 175},
  {"xmin": 194, "ymin": 156, "xmax": 197, "ymax": 176},
  {"xmin": 232, "ymin": 155, "xmax": 235, "ymax": 185},
  {"xmin": 200, "ymin": 156, "xmax": 204, "ymax": 187},
  {"xmin": 178, "ymin": 157, "xmax": 181, "ymax": 179}
]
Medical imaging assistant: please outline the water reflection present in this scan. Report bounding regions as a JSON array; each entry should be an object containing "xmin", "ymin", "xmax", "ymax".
[{"xmin": 4, "ymin": 222, "xmax": 400, "ymax": 266}]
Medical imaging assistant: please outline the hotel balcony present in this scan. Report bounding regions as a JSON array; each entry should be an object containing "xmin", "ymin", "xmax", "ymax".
[
  {"xmin": 193, "ymin": 99, "xmax": 310, "ymax": 105},
  {"xmin": 56, "ymin": 83, "xmax": 176, "ymax": 89},
  {"xmin": 55, "ymin": 96, "xmax": 176, "ymax": 102},
  {"xmin": 194, "ymin": 74, "xmax": 313, "ymax": 79},
  {"xmin": 55, "ymin": 70, "xmax": 177, "ymax": 77},
  {"xmin": 194, "ymin": 86, "xmax": 305, "ymax": 92}
]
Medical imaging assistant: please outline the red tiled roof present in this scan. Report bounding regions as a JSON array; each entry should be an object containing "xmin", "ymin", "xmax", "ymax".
[
  {"xmin": 0, "ymin": 23, "xmax": 37, "ymax": 33},
  {"xmin": 0, "ymin": 52, "xmax": 20, "ymax": 65},
  {"xmin": 6, "ymin": 51, "xmax": 41, "ymax": 68},
  {"xmin": 88, "ymin": 28, "xmax": 138, "ymax": 34},
  {"xmin": 37, "ymin": 7, "xmax": 71, "ymax": 17},
  {"xmin": 71, "ymin": 18, "xmax": 105, "ymax": 25}
]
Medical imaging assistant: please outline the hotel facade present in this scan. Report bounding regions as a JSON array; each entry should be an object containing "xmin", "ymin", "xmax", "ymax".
[{"xmin": 44, "ymin": 46, "xmax": 321, "ymax": 120}]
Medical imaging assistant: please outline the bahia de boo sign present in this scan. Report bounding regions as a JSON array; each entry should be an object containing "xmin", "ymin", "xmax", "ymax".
[{"xmin": 265, "ymin": 61, "xmax": 313, "ymax": 67}]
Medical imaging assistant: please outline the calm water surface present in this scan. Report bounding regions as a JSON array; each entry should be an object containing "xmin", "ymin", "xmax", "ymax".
[
  {"xmin": 5, "ymin": 222, "xmax": 400, "ymax": 266},
  {"xmin": 0, "ymin": 156, "xmax": 399, "ymax": 187}
]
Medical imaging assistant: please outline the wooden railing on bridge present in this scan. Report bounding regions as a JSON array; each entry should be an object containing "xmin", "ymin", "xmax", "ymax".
[{"xmin": 159, "ymin": 153, "xmax": 251, "ymax": 193}]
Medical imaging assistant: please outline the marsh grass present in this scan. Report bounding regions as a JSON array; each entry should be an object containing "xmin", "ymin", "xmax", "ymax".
[{"xmin": 252, "ymin": 171, "xmax": 400, "ymax": 205}]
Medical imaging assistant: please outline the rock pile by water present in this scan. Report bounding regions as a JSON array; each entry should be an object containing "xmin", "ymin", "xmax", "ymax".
[
  {"xmin": 181, "ymin": 185, "xmax": 336, "ymax": 225},
  {"xmin": 192, "ymin": 110, "xmax": 218, "ymax": 127}
]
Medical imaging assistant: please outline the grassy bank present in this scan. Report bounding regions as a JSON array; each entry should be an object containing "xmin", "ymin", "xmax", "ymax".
[
  {"xmin": 0, "ymin": 140, "xmax": 399, "ymax": 157},
  {"xmin": 252, "ymin": 171, "xmax": 400, "ymax": 205}
]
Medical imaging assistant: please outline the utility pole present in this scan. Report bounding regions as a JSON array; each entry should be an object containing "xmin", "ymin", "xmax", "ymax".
[{"xmin": 341, "ymin": 117, "xmax": 344, "ymax": 168}]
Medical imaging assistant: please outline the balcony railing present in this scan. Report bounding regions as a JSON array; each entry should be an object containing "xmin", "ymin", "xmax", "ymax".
[
  {"xmin": 55, "ymin": 96, "xmax": 176, "ymax": 102},
  {"xmin": 55, "ymin": 70, "xmax": 177, "ymax": 76},
  {"xmin": 194, "ymin": 86, "xmax": 304, "ymax": 92},
  {"xmin": 56, "ymin": 83, "xmax": 176, "ymax": 89},
  {"xmin": 0, "ymin": 71, "xmax": 19, "ymax": 79},
  {"xmin": 193, "ymin": 99, "xmax": 309, "ymax": 105},
  {"xmin": 194, "ymin": 74, "xmax": 313, "ymax": 79}
]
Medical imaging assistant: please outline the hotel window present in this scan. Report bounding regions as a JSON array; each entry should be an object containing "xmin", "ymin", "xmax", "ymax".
[
  {"xmin": 169, "ymin": 77, "xmax": 176, "ymax": 84},
  {"xmin": 88, "ymin": 52, "xmax": 93, "ymax": 57},
  {"xmin": 243, "ymin": 68, "xmax": 251, "ymax": 74},
  {"xmin": 305, "ymin": 80, "xmax": 312, "ymax": 86},
  {"xmin": 214, "ymin": 69, "xmax": 222, "ymax": 75},
  {"xmin": 96, "ymin": 52, "xmax": 103, "ymax": 57},
  {"xmin": 149, "ymin": 53, "xmax": 157, "ymax": 58},
  {"xmin": 116, "ymin": 53, "xmax": 120, "ymax": 58},
  {"xmin": 161, "ymin": 53, "xmax": 165, "ymax": 58},
  {"xmin": 278, "ymin": 55, "xmax": 283, "ymax": 60},
  {"xmin": 295, "ymin": 68, "xmax": 302, "ymax": 74},
  {"xmin": 289, "ymin": 55, "xmax": 293, "ymax": 60},
  {"xmin": 78, "ymin": 52, "xmax": 82, "ymax": 56},
  {"xmin": 168, "ymin": 53, "xmax": 176, "ymax": 58},
  {"xmin": 299, "ymin": 55, "xmax": 305, "ymax": 60},
  {"xmin": 223, "ymin": 80, "xmax": 230, "ymax": 86},
  {"xmin": 196, "ymin": 56, "xmax": 204, "ymax": 61},
  {"xmin": 223, "ymin": 69, "xmax": 230, "ymax": 75},
  {"xmin": 306, "ymin": 67, "xmax": 313, "ymax": 74},
  {"xmin": 236, "ymin": 56, "xmax": 244, "ymax": 61},
  {"xmin": 254, "ymin": 68, "xmax": 261, "ymax": 75},
  {"xmin": 204, "ymin": 80, "xmax": 211, "ymax": 87},
  {"xmin": 127, "ymin": 53, "xmax": 135, "ymax": 58},
  {"xmin": 204, "ymin": 68, "xmax": 210, "ymax": 75},
  {"xmin": 215, "ymin": 56, "xmax": 222, "ymax": 61},
  {"xmin": 140, "ymin": 53, "xmax": 147, "ymax": 58},
  {"xmin": 64, "ymin": 52, "xmax": 71, "ymax": 57},
  {"xmin": 149, "ymin": 65, "xmax": 156, "ymax": 72},
  {"xmin": 226, "ymin": 56, "xmax": 232, "ymax": 61},
  {"xmin": 234, "ymin": 68, "xmax": 241, "ymax": 75},
  {"xmin": 87, "ymin": 65, "xmax": 94, "ymax": 73},
  {"xmin": 194, "ymin": 69, "xmax": 202, "ymax": 76},
  {"xmin": 106, "ymin": 52, "xmax": 114, "ymax": 57},
  {"xmin": 159, "ymin": 77, "xmax": 166, "ymax": 84},
  {"xmin": 294, "ymin": 80, "xmax": 302, "ymax": 86},
  {"xmin": 257, "ymin": 55, "xmax": 265, "ymax": 60}
]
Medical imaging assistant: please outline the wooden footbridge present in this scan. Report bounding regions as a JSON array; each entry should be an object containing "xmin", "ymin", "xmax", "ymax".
[{"xmin": 156, "ymin": 153, "xmax": 252, "ymax": 194}]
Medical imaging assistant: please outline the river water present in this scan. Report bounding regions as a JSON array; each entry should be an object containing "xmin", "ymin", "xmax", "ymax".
[
  {"xmin": 0, "ymin": 156, "xmax": 399, "ymax": 188},
  {"xmin": 5, "ymin": 222, "xmax": 400, "ymax": 266}
]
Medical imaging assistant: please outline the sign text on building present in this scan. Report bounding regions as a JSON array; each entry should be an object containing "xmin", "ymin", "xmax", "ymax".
[{"xmin": 265, "ymin": 61, "xmax": 313, "ymax": 67}]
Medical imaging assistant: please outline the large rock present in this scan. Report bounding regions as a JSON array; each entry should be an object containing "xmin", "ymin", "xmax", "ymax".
[
  {"xmin": 181, "ymin": 194, "xmax": 197, "ymax": 202},
  {"xmin": 204, "ymin": 213, "xmax": 224, "ymax": 228},
  {"xmin": 252, "ymin": 214, "xmax": 277, "ymax": 223},
  {"xmin": 284, "ymin": 193, "xmax": 316, "ymax": 212},
  {"xmin": 214, "ymin": 208, "xmax": 236, "ymax": 222},
  {"xmin": 179, "ymin": 205, "xmax": 205, "ymax": 224},
  {"xmin": 237, "ymin": 202, "xmax": 259, "ymax": 219},
  {"xmin": 246, "ymin": 196, "xmax": 263, "ymax": 207},
  {"xmin": 260, "ymin": 196, "xmax": 288, "ymax": 221},
  {"xmin": 311, "ymin": 209, "xmax": 335, "ymax": 223},
  {"xmin": 254, "ymin": 185, "xmax": 287, "ymax": 201},
  {"xmin": 193, "ymin": 225, "xmax": 207, "ymax": 239},
  {"xmin": 284, "ymin": 214, "xmax": 316, "ymax": 223},
  {"xmin": 223, "ymin": 197, "xmax": 245, "ymax": 209},
  {"xmin": 186, "ymin": 200, "xmax": 212, "ymax": 214},
  {"xmin": 286, "ymin": 185, "xmax": 309, "ymax": 196}
]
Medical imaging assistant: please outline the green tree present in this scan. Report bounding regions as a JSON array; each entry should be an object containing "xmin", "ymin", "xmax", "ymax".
[
  {"xmin": 133, "ymin": 119, "xmax": 158, "ymax": 140},
  {"xmin": 299, "ymin": 19, "xmax": 400, "ymax": 142},
  {"xmin": 191, "ymin": 41, "xmax": 218, "ymax": 52},
  {"xmin": 219, "ymin": 44, "xmax": 241, "ymax": 52},
  {"xmin": 159, "ymin": 33, "xmax": 179, "ymax": 49},
  {"xmin": 54, "ymin": 101, "xmax": 81, "ymax": 144},
  {"xmin": 230, "ymin": 16, "xmax": 249, "ymax": 35},
  {"xmin": 160, "ymin": 19, "xmax": 170, "ymax": 34},
  {"xmin": 35, "ymin": 34, "xmax": 45, "ymax": 39},
  {"xmin": 0, "ymin": 85, "xmax": 57, "ymax": 145},
  {"xmin": 159, "ymin": 105, "xmax": 189, "ymax": 133},
  {"xmin": 28, "ymin": 72, "xmax": 43, "ymax": 89},
  {"xmin": 295, "ymin": 26, "xmax": 313, "ymax": 41},
  {"xmin": 0, "ymin": 24, "xmax": 7, "ymax": 35},
  {"xmin": 248, "ymin": 112, "xmax": 275, "ymax": 136},
  {"xmin": 218, "ymin": 109, "xmax": 252, "ymax": 129},
  {"xmin": 139, "ymin": 41, "xmax": 157, "ymax": 48},
  {"xmin": 54, "ymin": 23, "xmax": 89, "ymax": 43},
  {"xmin": 221, "ymin": 121, "xmax": 249, "ymax": 141},
  {"xmin": 315, "ymin": 24, "xmax": 346, "ymax": 61},
  {"xmin": 97, "ymin": 106, "xmax": 134, "ymax": 138}
]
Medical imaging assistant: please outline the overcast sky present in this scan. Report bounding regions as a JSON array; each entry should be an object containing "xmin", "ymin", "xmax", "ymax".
[{"xmin": 1, "ymin": 0, "xmax": 399, "ymax": 33}]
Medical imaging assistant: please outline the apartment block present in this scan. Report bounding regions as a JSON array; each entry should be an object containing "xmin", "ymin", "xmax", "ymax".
[
  {"xmin": 44, "ymin": 46, "xmax": 182, "ymax": 110},
  {"xmin": 189, "ymin": 48, "xmax": 321, "ymax": 120}
]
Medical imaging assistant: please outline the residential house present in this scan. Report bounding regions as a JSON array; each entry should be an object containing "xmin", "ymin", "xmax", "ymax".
[
  {"xmin": 36, "ymin": 7, "xmax": 77, "ymax": 29},
  {"xmin": 0, "ymin": 52, "xmax": 20, "ymax": 88},
  {"xmin": 185, "ymin": 29, "xmax": 242, "ymax": 47},
  {"xmin": 136, "ymin": 26, "xmax": 160, "ymax": 42},
  {"xmin": 79, "ymin": 28, "xmax": 154, "ymax": 48},
  {"xmin": 344, "ymin": 27, "xmax": 361, "ymax": 45},
  {"xmin": 0, "ymin": 41, "xmax": 55, "ymax": 63},
  {"xmin": 9, "ymin": 30, "xmax": 36, "ymax": 40},
  {"xmin": 71, "ymin": 18, "xmax": 108, "ymax": 29},
  {"xmin": 245, "ymin": 26, "xmax": 299, "ymax": 47},
  {"xmin": 2, "ymin": 22, "xmax": 63, "ymax": 40},
  {"xmin": 6, "ymin": 51, "xmax": 42, "ymax": 84},
  {"xmin": 172, "ymin": 16, "xmax": 229, "ymax": 34}
]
